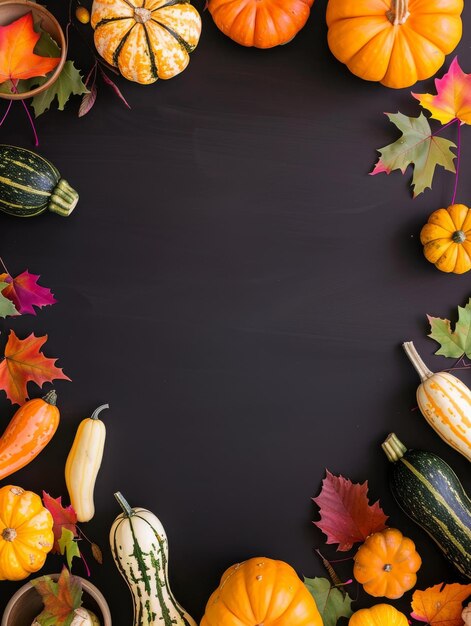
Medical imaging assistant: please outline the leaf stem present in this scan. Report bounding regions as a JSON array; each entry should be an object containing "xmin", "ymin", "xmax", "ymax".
[
  {"xmin": 0, "ymin": 257, "xmax": 10, "ymax": 276},
  {"xmin": 432, "ymin": 118, "xmax": 459, "ymax": 136},
  {"xmin": 451, "ymin": 121, "xmax": 462, "ymax": 205}
]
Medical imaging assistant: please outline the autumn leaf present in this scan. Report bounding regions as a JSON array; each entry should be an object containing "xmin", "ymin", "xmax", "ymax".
[
  {"xmin": 58, "ymin": 527, "xmax": 81, "ymax": 569},
  {"xmin": 0, "ymin": 282, "xmax": 18, "ymax": 318},
  {"xmin": 313, "ymin": 470, "xmax": 388, "ymax": 551},
  {"xmin": 371, "ymin": 113, "xmax": 456, "ymax": 197},
  {"xmin": 411, "ymin": 583, "xmax": 471, "ymax": 626},
  {"xmin": 304, "ymin": 577, "xmax": 353, "ymax": 626},
  {"xmin": 91, "ymin": 543, "xmax": 103, "ymax": 565},
  {"xmin": 0, "ymin": 12, "xmax": 60, "ymax": 84},
  {"xmin": 428, "ymin": 298, "xmax": 471, "ymax": 359},
  {"xmin": 43, "ymin": 493, "xmax": 78, "ymax": 554},
  {"xmin": 30, "ymin": 60, "xmax": 88, "ymax": 117},
  {"xmin": 413, "ymin": 57, "xmax": 471, "ymax": 126},
  {"xmin": 0, "ymin": 270, "xmax": 56, "ymax": 315},
  {"xmin": 31, "ymin": 566, "xmax": 83, "ymax": 626}
]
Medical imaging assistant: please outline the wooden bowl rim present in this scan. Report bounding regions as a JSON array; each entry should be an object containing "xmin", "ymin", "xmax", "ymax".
[{"xmin": 0, "ymin": 0, "xmax": 67, "ymax": 101}]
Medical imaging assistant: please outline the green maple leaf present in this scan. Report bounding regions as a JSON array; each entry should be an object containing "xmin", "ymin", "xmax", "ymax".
[
  {"xmin": 304, "ymin": 577, "xmax": 353, "ymax": 626},
  {"xmin": 0, "ymin": 282, "xmax": 18, "ymax": 318},
  {"xmin": 30, "ymin": 60, "xmax": 88, "ymax": 117},
  {"xmin": 58, "ymin": 527, "xmax": 81, "ymax": 570},
  {"xmin": 371, "ymin": 112, "xmax": 456, "ymax": 197},
  {"xmin": 428, "ymin": 298, "xmax": 471, "ymax": 359}
]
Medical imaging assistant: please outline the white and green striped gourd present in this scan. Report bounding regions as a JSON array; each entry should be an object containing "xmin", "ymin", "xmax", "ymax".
[{"xmin": 110, "ymin": 492, "xmax": 197, "ymax": 626}]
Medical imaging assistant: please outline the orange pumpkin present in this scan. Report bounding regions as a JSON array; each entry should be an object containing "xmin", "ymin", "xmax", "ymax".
[
  {"xmin": 0, "ymin": 485, "xmax": 54, "ymax": 581},
  {"xmin": 420, "ymin": 204, "xmax": 471, "ymax": 274},
  {"xmin": 349, "ymin": 604, "xmax": 409, "ymax": 626},
  {"xmin": 326, "ymin": 0, "xmax": 463, "ymax": 89},
  {"xmin": 207, "ymin": 0, "xmax": 314, "ymax": 49},
  {"xmin": 201, "ymin": 557, "xmax": 323, "ymax": 626},
  {"xmin": 353, "ymin": 528, "xmax": 421, "ymax": 599}
]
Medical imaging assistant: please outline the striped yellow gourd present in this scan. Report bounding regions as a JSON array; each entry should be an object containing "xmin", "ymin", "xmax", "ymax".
[
  {"xmin": 403, "ymin": 341, "xmax": 471, "ymax": 462},
  {"xmin": 65, "ymin": 404, "xmax": 108, "ymax": 523}
]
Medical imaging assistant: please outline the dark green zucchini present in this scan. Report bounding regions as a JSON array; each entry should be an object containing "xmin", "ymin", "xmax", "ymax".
[
  {"xmin": 382, "ymin": 433, "xmax": 471, "ymax": 579},
  {"xmin": 0, "ymin": 145, "xmax": 78, "ymax": 217}
]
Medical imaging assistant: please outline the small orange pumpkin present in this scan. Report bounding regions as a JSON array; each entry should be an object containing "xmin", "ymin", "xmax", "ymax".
[
  {"xmin": 326, "ymin": 0, "xmax": 463, "ymax": 89},
  {"xmin": 353, "ymin": 528, "xmax": 421, "ymax": 599},
  {"xmin": 420, "ymin": 204, "xmax": 471, "ymax": 274},
  {"xmin": 201, "ymin": 557, "xmax": 323, "ymax": 626},
  {"xmin": 207, "ymin": 0, "xmax": 314, "ymax": 49},
  {"xmin": 0, "ymin": 485, "xmax": 54, "ymax": 581},
  {"xmin": 349, "ymin": 604, "xmax": 409, "ymax": 626}
]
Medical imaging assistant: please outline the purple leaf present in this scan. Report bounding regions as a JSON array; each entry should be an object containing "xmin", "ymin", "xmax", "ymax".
[
  {"xmin": 100, "ymin": 69, "xmax": 131, "ymax": 109},
  {"xmin": 78, "ymin": 83, "xmax": 97, "ymax": 117}
]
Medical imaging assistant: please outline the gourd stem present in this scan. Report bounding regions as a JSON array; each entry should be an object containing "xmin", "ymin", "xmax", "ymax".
[
  {"xmin": 382, "ymin": 433, "xmax": 407, "ymax": 462},
  {"xmin": 90, "ymin": 403, "xmax": 109, "ymax": 420},
  {"xmin": 114, "ymin": 492, "xmax": 133, "ymax": 517},
  {"xmin": 387, "ymin": 0, "xmax": 409, "ymax": 25},
  {"xmin": 49, "ymin": 179, "xmax": 79, "ymax": 216},
  {"xmin": 452, "ymin": 230, "xmax": 466, "ymax": 244},
  {"xmin": 402, "ymin": 341, "xmax": 434, "ymax": 382},
  {"xmin": 42, "ymin": 389, "xmax": 57, "ymax": 406}
]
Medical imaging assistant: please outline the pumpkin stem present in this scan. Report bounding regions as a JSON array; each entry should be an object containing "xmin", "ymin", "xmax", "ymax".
[
  {"xmin": 382, "ymin": 433, "xmax": 407, "ymax": 462},
  {"xmin": 42, "ymin": 389, "xmax": 57, "ymax": 406},
  {"xmin": 90, "ymin": 403, "xmax": 109, "ymax": 420},
  {"xmin": 452, "ymin": 230, "xmax": 466, "ymax": 244},
  {"xmin": 2, "ymin": 527, "xmax": 17, "ymax": 542},
  {"xmin": 387, "ymin": 0, "xmax": 409, "ymax": 25},
  {"xmin": 49, "ymin": 179, "xmax": 79, "ymax": 217},
  {"xmin": 402, "ymin": 341, "xmax": 434, "ymax": 382},
  {"xmin": 114, "ymin": 492, "xmax": 134, "ymax": 518},
  {"xmin": 134, "ymin": 7, "xmax": 151, "ymax": 23}
]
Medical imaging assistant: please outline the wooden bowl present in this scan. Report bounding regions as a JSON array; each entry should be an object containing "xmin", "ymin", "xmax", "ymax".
[
  {"xmin": 0, "ymin": 0, "xmax": 67, "ymax": 100},
  {"xmin": 1, "ymin": 574, "xmax": 112, "ymax": 626}
]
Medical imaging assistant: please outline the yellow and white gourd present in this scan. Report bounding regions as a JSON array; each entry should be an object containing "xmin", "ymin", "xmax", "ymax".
[
  {"xmin": 403, "ymin": 342, "xmax": 471, "ymax": 462},
  {"xmin": 65, "ymin": 404, "xmax": 109, "ymax": 522},
  {"xmin": 110, "ymin": 492, "xmax": 197, "ymax": 626}
]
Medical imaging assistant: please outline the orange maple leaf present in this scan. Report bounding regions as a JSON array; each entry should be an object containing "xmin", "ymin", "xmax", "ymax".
[
  {"xmin": 0, "ymin": 331, "xmax": 70, "ymax": 405},
  {"xmin": 411, "ymin": 583, "xmax": 471, "ymax": 626},
  {"xmin": 413, "ymin": 57, "xmax": 471, "ymax": 126},
  {"xmin": 0, "ymin": 12, "xmax": 60, "ymax": 84}
]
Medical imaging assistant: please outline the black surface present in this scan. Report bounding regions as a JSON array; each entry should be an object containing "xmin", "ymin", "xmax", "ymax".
[{"xmin": 1, "ymin": 1, "xmax": 470, "ymax": 623}]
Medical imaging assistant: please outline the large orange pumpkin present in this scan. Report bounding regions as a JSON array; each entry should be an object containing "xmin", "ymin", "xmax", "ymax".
[
  {"xmin": 326, "ymin": 0, "xmax": 463, "ymax": 89},
  {"xmin": 207, "ymin": 0, "xmax": 314, "ymax": 49},
  {"xmin": 201, "ymin": 557, "xmax": 323, "ymax": 626}
]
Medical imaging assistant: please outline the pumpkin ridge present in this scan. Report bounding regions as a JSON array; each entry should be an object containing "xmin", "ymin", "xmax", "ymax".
[
  {"xmin": 347, "ymin": 24, "xmax": 393, "ymax": 70},
  {"xmin": 142, "ymin": 23, "xmax": 159, "ymax": 79},
  {"xmin": 112, "ymin": 23, "xmax": 137, "ymax": 67},
  {"xmin": 399, "ymin": 22, "xmax": 442, "ymax": 75},
  {"xmin": 95, "ymin": 15, "xmax": 132, "ymax": 29},
  {"xmin": 151, "ymin": 19, "xmax": 194, "ymax": 52},
  {"xmin": 152, "ymin": 0, "xmax": 191, "ymax": 9}
]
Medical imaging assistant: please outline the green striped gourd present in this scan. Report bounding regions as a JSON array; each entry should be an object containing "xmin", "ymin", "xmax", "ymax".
[
  {"xmin": 110, "ymin": 492, "xmax": 197, "ymax": 626},
  {"xmin": 0, "ymin": 145, "xmax": 78, "ymax": 217},
  {"xmin": 382, "ymin": 433, "xmax": 471, "ymax": 579},
  {"xmin": 403, "ymin": 341, "xmax": 471, "ymax": 462}
]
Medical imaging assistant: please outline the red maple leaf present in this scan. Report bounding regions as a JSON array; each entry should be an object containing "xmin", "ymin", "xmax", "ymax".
[
  {"xmin": 43, "ymin": 492, "xmax": 78, "ymax": 554},
  {"xmin": 31, "ymin": 567, "xmax": 82, "ymax": 625},
  {"xmin": 0, "ymin": 12, "xmax": 60, "ymax": 83},
  {"xmin": 0, "ymin": 270, "xmax": 56, "ymax": 315},
  {"xmin": 313, "ymin": 470, "xmax": 388, "ymax": 551},
  {"xmin": 0, "ymin": 331, "xmax": 70, "ymax": 405}
]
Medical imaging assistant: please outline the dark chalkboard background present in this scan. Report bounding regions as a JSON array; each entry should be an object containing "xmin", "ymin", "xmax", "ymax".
[{"xmin": 1, "ymin": 1, "xmax": 470, "ymax": 623}]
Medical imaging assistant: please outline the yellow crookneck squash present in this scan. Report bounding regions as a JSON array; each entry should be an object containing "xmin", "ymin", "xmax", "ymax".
[
  {"xmin": 0, "ymin": 485, "xmax": 54, "ymax": 581},
  {"xmin": 421, "ymin": 204, "xmax": 471, "ymax": 274},
  {"xmin": 326, "ymin": 0, "xmax": 463, "ymax": 89},
  {"xmin": 201, "ymin": 557, "xmax": 323, "ymax": 626},
  {"xmin": 91, "ymin": 0, "xmax": 202, "ymax": 84},
  {"xmin": 353, "ymin": 528, "xmax": 421, "ymax": 599}
]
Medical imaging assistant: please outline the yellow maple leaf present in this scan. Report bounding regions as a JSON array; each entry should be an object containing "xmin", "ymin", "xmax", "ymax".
[
  {"xmin": 413, "ymin": 57, "xmax": 471, "ymax": 125},
  {"xmin": 411, "ymin": 583, "xmax": 471, "ymax": 626}
]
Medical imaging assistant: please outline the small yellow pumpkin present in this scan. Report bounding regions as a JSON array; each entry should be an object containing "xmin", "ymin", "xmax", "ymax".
[
  {"xmin": 349, "ymin": 604, "xmax": 409, "ymax": 626},
  {"xmin": 421, "ymin": 204, "xmax": 471, "ymax": 274},
  {"xmin": 91, "ymin": 0, "xmax": 202, "ymax": 84},
  {"xmin": 353, "ymin": 528, "xmax": 421, "ymax": 599},
  {"xmin": 0, "ymin": 485, "xmax": 54, "ymax": 580}
]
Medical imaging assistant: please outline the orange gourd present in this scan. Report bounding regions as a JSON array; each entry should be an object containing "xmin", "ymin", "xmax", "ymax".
[
  {"xmin": 353, "ymin": 528, "xmax": 421, "ymax": 599},
  {"xmin": 0, "ymin": 485, "xmax": 54, "ymax": 580},
  {"xmin": 349, "ymin": 604, "xmax": 409, "ymax": 626},
  {"xmin": 420, "ymin": 204, "xmax": 471, "ymax": 274},
  {"xmin": 207, "ymin": 0, "xmax": 314, "ymax": 49},
  {"xmin": 326, "ymin": 0, "xmax": 463, "ymax": 89},
  {"xmin": 91, "ymin": 0, "xmax": 202, "ymax": 84},
  {"xmin": 201, "ymin": 557, "xmax": 323, "ymax": 626},
  {"xmin": 0, "ymin": 390, "xmax": 60, "ymax": 481}
]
